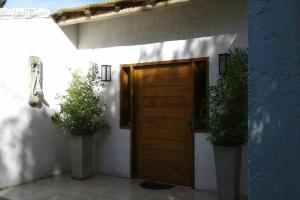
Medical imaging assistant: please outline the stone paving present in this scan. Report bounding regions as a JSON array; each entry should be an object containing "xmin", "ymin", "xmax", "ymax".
[{"xmin": 0, "ymin": 174, "xmax": 246, "ymax": 200}]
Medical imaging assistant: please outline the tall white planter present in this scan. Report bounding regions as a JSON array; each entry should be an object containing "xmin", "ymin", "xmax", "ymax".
[
  {"xmin": 70, "ymin": 135, "xmax": 94, "ymax": 179},
  {"xmin": 214, "ymin": 146, "xmax": 242, "ymax": 200}
]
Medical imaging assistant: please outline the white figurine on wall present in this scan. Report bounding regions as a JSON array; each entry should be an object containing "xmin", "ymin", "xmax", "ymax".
[{"xmin": 29, "ymin": 56, "xmax": 43, "ymax": 108}]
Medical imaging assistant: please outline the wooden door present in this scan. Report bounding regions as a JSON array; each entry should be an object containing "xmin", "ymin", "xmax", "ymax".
[{"xmin": 133, "ymin": 62, "xmax": 194, "ymax": 187}]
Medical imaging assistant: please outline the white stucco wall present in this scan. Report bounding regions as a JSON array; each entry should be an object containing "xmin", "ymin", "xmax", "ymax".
[
  {"xmin": 62, "ymin": 0, "xmax": 248, "ymax": 196},
  {"xmin": 0, "ymin": 0, "xmax": 248, "ymax": 195},
  {"xmin": 0, "ymin": 17, "xmax": 78, "ymax": 188}
]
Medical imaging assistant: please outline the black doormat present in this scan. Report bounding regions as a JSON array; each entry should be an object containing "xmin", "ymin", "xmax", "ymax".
[{"xmin": 140, "ymin": 181, "xmax": 174, "ymax": 190}]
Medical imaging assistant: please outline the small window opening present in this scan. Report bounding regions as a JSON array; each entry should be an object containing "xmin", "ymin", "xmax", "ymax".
[
  {"xmin": 194, "ymin": 60, "xmax": 209, "ymax": 132},
  {"xmin": 120, "ymin": 67, "xmax": 131, "ymax": 128}
]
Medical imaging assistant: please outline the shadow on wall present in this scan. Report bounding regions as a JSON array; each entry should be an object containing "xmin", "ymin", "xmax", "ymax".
[
  {"xmin": 248, "ymin": 3, "xmax": 300, "ymax": 195},
  {"xmin": 73, "ymin": 0, "xmax": 247, "ymax": 49},
  {"xmin": 136, "ymin": 34, "xmax": 239, "ymax": 63},
  {"xmin": 248, "ymin": 77, "xmax": 291, "ymax": 195},
  {"xmin": 94, "ymin": 69, "xmax": 131, "ymax": 176},
  {"xmin": 0, "ymin": 107, "xmax": 69, "ymax": 188}
]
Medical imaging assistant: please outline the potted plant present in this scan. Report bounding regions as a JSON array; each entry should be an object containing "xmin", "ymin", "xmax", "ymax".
[
  {"xmin": 52, "ymin": 63, "xmax": 109, "ymax": 180},
  {"xmin": 192, "ymin": 48, "xmax": 248, "ymax": 200}
]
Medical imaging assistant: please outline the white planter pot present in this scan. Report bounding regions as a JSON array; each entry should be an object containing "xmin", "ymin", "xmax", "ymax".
[
  {"xmin": 214, "ymin": 146, "xmax": 242, "ymax": 200},
  {"xmin": 70, "ymin": 135, "xmax": 94, "ymax": 180}
]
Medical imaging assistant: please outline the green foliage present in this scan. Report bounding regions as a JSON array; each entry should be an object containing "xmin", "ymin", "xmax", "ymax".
[
  {"xmin": 208, "ymin": 48, "xmax": 248, "ymax": 146},
  {"xmin": 52, "ymin": 63, "xmax": 109, "ymax": 136},
  {"xmin": 191, "ymin": 48, "xmax": 248, "ymax": 146},
  {"xmin": 0, "ymin": 0, "xmax": 6, "ymax": 8}
]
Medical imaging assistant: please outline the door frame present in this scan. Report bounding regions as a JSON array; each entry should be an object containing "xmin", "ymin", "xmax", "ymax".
[{"xmin": 120, "ymin": 57, "xmax": 209, "ymax": 188}]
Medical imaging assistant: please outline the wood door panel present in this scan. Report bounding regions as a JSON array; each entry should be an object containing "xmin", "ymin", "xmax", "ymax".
[
  {"xmin": 142, "ymin": 118, "xmax": 186, "ymax": 130},
  {"xmin": 143, "ymin": 108, "xmax": 186, "ymax": 118},
  {"xmin": 134, "ymin": 62, "xmax": 194, "ymax": 187},
  {"xmin": 143, "ymin": 97, "xmax": 186, "ymax": 108},
  {"xmin": 143, "ymin": 128, "xmax": 185, "ymax": 141},
  {"xmin": 142, "ymin": 139, "xmax": 185, "ymax": 152},
  {"xmin": 143, "ymin": 149, "xmax": 185, "ymax": 162},
  {"xmin": 143, "ymin": 86, "xmax": 185, "ymax": 97},
  {"xmin": 143, "ymin": 74, "xmax": 185, "ymax": 86},
  {"xmin": 142, "ymin": 65, "xmax": 186, "ymax": 76},
  {"xmin": 143, "ymin": 111, "xmax": 185, "ymax": 119}
]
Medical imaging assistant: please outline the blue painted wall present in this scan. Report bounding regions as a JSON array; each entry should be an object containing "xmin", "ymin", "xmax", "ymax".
[{"xmin": 249, "ymin": 0, "xmax": 300, "ymax": 199}]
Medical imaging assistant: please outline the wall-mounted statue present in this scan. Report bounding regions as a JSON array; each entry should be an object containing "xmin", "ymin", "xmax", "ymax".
[{"xmin": 29, "ymin": 56, "xmax": 43, "ymax": 108}]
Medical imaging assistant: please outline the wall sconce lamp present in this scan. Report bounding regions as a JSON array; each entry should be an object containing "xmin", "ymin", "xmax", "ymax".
[
  {"xmin": 219, "ymin": 53, "xmax": 230, "ymax": 75},
  {"xmin": 101, "ymin": 65, "xmax": 112, "ymax": 82}
]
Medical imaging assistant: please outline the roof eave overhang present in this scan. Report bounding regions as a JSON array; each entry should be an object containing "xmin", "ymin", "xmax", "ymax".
[{"xmin": 52, "ymin": 0, "xmax": 192, "ymax": 26}]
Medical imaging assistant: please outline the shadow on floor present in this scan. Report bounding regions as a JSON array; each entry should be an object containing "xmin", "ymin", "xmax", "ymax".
[{"xmin": 0, "ymin": 174, "xmax": 247, "ymax": 200}]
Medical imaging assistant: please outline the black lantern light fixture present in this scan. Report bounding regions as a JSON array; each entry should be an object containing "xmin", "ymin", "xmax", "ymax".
[
  {"xmin": 101, "ymin": 65, "xmax": 112, "ymax": 82},
  {"xmin": 219, "ymin": 53, "xmax": 230, "ymax": 75}
]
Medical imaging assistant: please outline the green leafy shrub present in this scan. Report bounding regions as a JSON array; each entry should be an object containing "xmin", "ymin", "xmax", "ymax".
[
  {"xmin": 208, "ymin": 48, "xmax": 248, "ymax": 146},
  {"xmin": 52, "ymin": 63, "xmax": 109, "ymax": 136},
  {"xmin": 191, "ymin": 48, "xmax": 248, "ymax": 146}
]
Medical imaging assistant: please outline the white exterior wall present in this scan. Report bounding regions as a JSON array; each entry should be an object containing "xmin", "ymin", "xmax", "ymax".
[
  {"xmin": 0, "ymin": 18, "xmax": 78, "ymax": 188},
  {"xmin": 0, "ymin": 0, "xmax": 248, "ymax": 195},
  {"xmin": 67, "ymin": 0, "xmax": 248, "ymax": 196}
]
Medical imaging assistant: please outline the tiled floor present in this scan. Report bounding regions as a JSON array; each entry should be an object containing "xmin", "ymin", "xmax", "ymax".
[{"xmin": 0, "ymin": 174, "xmax": 246, "ymax": 200}]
